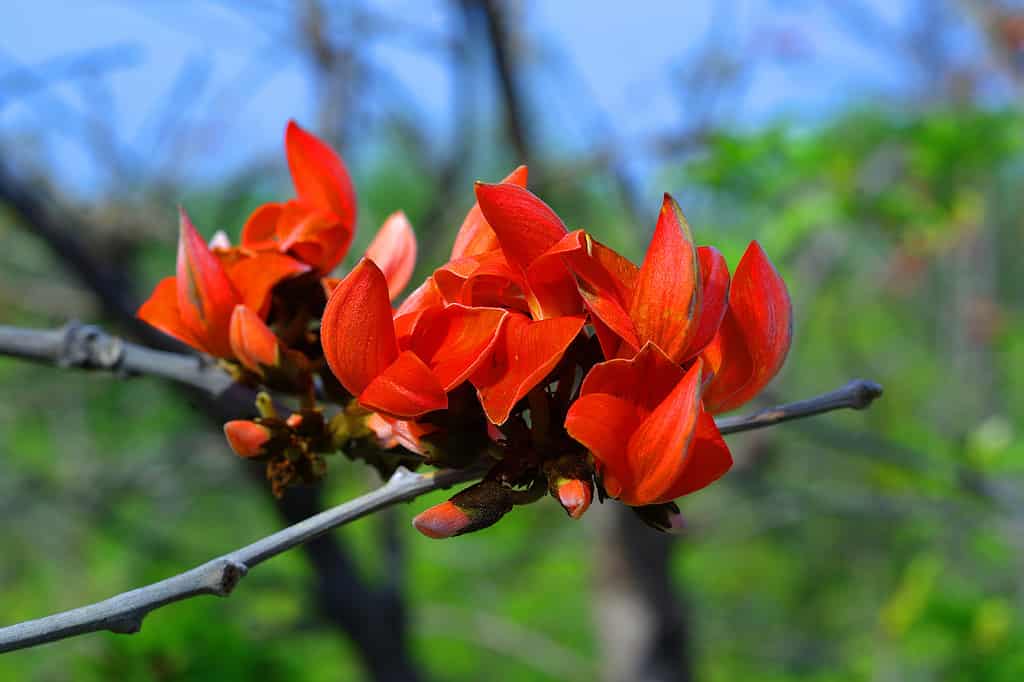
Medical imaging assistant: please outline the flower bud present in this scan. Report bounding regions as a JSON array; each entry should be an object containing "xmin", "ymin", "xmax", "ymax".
[
  {"xmin": 544, "ymin": 455, "xmax": 594, "ymax": 519},
  {"xmin": 412, "ymin": 501, "xmax": 473, "ymax": 539},
  {"xmin": 554, "ymin": 478, "xmax": 592, "ymax": 519},
  {"xmin": 412, "ymin": 479, "xmax": 518, "ymax": 539},
  {"xmin": 224, "ymin": 420, "xmax": 273, "ymax": 458}
]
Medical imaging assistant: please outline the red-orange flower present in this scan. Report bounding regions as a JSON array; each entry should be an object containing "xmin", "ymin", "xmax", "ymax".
[
  {"xmin": 321, "ymin": 259, "xmax": 507, "ymax": 418},
  {"xmin": 565, "ymin": 345, "xmax": 732, "ymax": 506},
  {"xmin": 241, "ymin": 120, "xmax": 357, "ymax": 274},
  {"xmin": 138, "ymin": 209, "xmax": 306, "ymax": 358}
]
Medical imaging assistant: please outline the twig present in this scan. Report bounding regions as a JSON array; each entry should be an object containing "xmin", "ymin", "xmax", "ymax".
[
  {"xmin": 714, "ymin": 379, "xmax": 883, "ymax": 435},
  {"xmin": 0, "ymin": 465, "xmax": 485, "ymax": 654},
  {"xmin": 0, "ymin": 322, "xmax": 233, "ymax": 397}
]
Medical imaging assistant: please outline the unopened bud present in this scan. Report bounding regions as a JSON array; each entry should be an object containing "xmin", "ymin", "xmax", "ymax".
[
  {"xmin": 412, "ymin": 479, "xmax": 519, "ymax": 539},
  {"xmin": 555, "ymin": 478, "xmax": 592, "ymax": 519},
  {"xmin": 412, "ymin": 501, "xmax": 473, "ymax": 539},
  {"xmin": 544, "ymin": 455, "xmax": 594, "ymax": 519},
  {"xmin": 224, "ymin": 420, "xmax": 272, "ymax": 458}
]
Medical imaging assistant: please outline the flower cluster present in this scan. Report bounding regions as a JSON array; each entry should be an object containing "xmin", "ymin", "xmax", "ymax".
[{"xmin": 139, "ymin": 121, "xmax": 792, "ymax": 536}]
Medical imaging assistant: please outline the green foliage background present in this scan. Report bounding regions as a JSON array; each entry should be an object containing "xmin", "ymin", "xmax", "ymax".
[{"xmin": 1, "ymin": 106, "xmax": 1022, "ymax": 680}]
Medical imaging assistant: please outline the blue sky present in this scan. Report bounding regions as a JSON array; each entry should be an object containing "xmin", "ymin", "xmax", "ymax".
[{"xmin": 0, "ymin": 0, "xmax": 964, "ymax": 194}]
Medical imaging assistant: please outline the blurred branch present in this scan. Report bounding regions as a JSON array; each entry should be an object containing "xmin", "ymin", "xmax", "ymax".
[
  {"xmin": 477, "ymin": 0, "xmax": 533, "ymax": 167},
  {"xmin": 715, "ymin": 379, "xmax": 883, "ymax": 435},
  {"xmin": 0, "ymin": 164, "xmax": 143, "ymax": 329},
  {"xmin": 0, "ymin": 465, "xmax": 485, "ymax": 654}
]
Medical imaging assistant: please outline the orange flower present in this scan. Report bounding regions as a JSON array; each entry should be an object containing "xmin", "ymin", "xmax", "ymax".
[
  {"xmin": 138, "ymin": 209, "xmax": 306, "ymax": 358},
  {"xmin": 565, "ymin": 345, "xmax": 732, "ymax": 506},
  {"xmin": 321, "ymin": 259, "xmax": 507, "ymax": 418},
  {"xmin": 241, "ymin": 121, "xmax": 358, "ymax": 274}
]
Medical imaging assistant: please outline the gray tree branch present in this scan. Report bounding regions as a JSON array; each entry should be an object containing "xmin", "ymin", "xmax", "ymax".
[{"xmin": 0, "ymin": 465, "xmax": 484, "ymax": 653}]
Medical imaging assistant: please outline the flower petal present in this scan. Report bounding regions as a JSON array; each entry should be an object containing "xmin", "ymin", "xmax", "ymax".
[
  {"xmin": 285, "ymin": 120, "xmax": 357, "ymax": 231},
  {"xmin": 321, "ymin": 259, "xmax": 399, "ymax": 396},
  {"xmin": 625, "ymin": 359, "xmax": 704, "ymax": 506},
  {"xmin": 365, "ymin": 211, "xmax": 417, "ymax": 301},
  {"xmin": 629, "ymin": 194, "xmax": 701, "ymax": 363},
  {"xmin": 659, "ymin": 410, "xmax": 733, "ymax": 499},
  {"xmin": 474, "ymin": 182, "xmax": 567, "ymax": 276},
  {"xmin": 577, "ymin": 342, "xmax": 685, "ymax": 414},
  {"xmin": 702, "ymin": 241, "xmax": 793, "ymax": 413},
  {"xmin": 408, "ymin": 304, "xmax": 509, "ymax": 390},
  {"xmin": 564, "ymin": 393, "xmax": 644, "ymax": 500},
  {"xmin": 137, "ymin": 276, "xmax": 206, "ymax": 352},
  {"xmin": 555, "ymin": 230, "xmax": 640, "ymax": 354},
  {"xmin": 681, "ymin": 245, "xmax": 730, "ymax": 360},
  {"xmin": 241, "ymin": 202, "xmax": 283, "ymax": 250},
  {"xmin": 175, "ymin": 208, "xmax": 239, "ymax": 357},
  {"xmin": 359, "ymin": 350, "xmax": 448, "ymax": 417},
  {"xmin": 450, "ymin": 165, "xmax": 528, "ymax": 260},
  {"xmin": 472, "ymin": 312, "xmax": 585, "ymax": 424},
  {"xmin": 225, "ymin": 252, "xmax": 310, "ymax": 317},
  {"xmin": 229, "ymin": 305, "xmax": 280, "ymax": 372}
]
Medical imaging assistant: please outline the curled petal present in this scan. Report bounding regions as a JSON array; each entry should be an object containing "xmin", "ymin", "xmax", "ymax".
[
  {"xmin": 137, "ymin": 276, "xmax": 205, "ymax": 352},
  {"xmin": 359, "ymin": 350, "xmax": 448, "ymax": 417},
  {"xmin": 396, "ymin": 276, "xmax": 445, "ymax": 317},
  {"xmin": 681, "ymin": 245, "xmax": 730, "ymax": 360},
  {"xmin": 229, "ymin": 305, "xmax": 280, "ymax": 372},
  {"xmin": 225, "ymin": 252, "xmax": 310, "ymax": 317},
  {"xmin": 659, "ymin": 411, "xmax": 733, "ymax": 500},
  {"xmin": 276, "ymin": 201, "xmax": 348, "ymax": 273},
  {"xmin": 451, "ymin": 165, "xmax": 528, "ymax": 260},
  {"xmin": 285, "ymin": 120, "xmax": 356, "ymax": 231},
  {"xmin": 472, "ymin": 313, "xmax": 585, "ymax": 425},
  {"xmin": 550, "ymin": 230, "xmax": 639, "ymax": 352},
  {"xmin": 407, "ymin": 304, "xmax": 509, "ymax": 390},
  {"xmin": 577, "ymin": 342, "xmax": 685, "ymax": 413},
  {"xmin": 630, "ymin": 194, "xmax": 701, "ymax": 363},
  {"xmin": 321, "ymin": 259, "xmax": 399, "ymax": 396},
  {"xmin": 175, "ymin": 208, "xmax": 239, "ymax": 357},
  {"xmin": 474, "ymin": 182, "xmax": 567, "ymax": 276},
  {"xmin": 241, "ymin": 203, "xmax": 283, "ymax": 249},
  {"xmin": 702, "ymin": 241, "xmax": 793, "ymax": 413},
  {"xmin": 625, "ymin": 359, "xmax": 704, "ymax": 506},
  {"xmin": 564, "ymin": 394, "xmax": 644, "ymax": 500},
  {"xmin": 365, "ymin": 211, "xmax": 417, "ymax": 300}
]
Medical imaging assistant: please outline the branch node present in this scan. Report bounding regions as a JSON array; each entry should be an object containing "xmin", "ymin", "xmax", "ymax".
[
  {"xmin": 389, "ymin": 465, "xmax": 420, "ymax": 485},
  {"xmin": 106, "ymin": 614, "xmax": 143, "ymax": 635},
  {"xmin": 211, "ymin": 559, "xmax": 249, "ymax": 597},
  {"xmin": 59, "ymin": 321, "xmax": 124, "ymax": 372},
  {"xmin": 848, "ymin": 379, "xmax": 884, "ymax": 409}
]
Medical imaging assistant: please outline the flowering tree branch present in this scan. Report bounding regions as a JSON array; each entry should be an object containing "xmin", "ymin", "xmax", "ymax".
[{"xmin": 0, "ymin": 319, "xmax": 883, "ymax": 653}]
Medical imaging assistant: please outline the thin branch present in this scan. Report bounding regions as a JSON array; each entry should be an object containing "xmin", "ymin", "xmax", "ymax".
[
  {"xmin": 0, "ymin": 322, "xmax": 233, "ymax": 397},
  {"xmin": 715, "ymin": 379, "xmax": 883, "ymax": 435},
  {"xmin": 0, "ymin": 465, "xmax": 484, "ymax": 654}
]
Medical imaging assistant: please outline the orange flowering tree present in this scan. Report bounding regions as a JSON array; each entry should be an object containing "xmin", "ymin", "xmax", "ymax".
[{"xmin": 0, "ymin": 120, "xmax": 881, "ymax": 652}]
